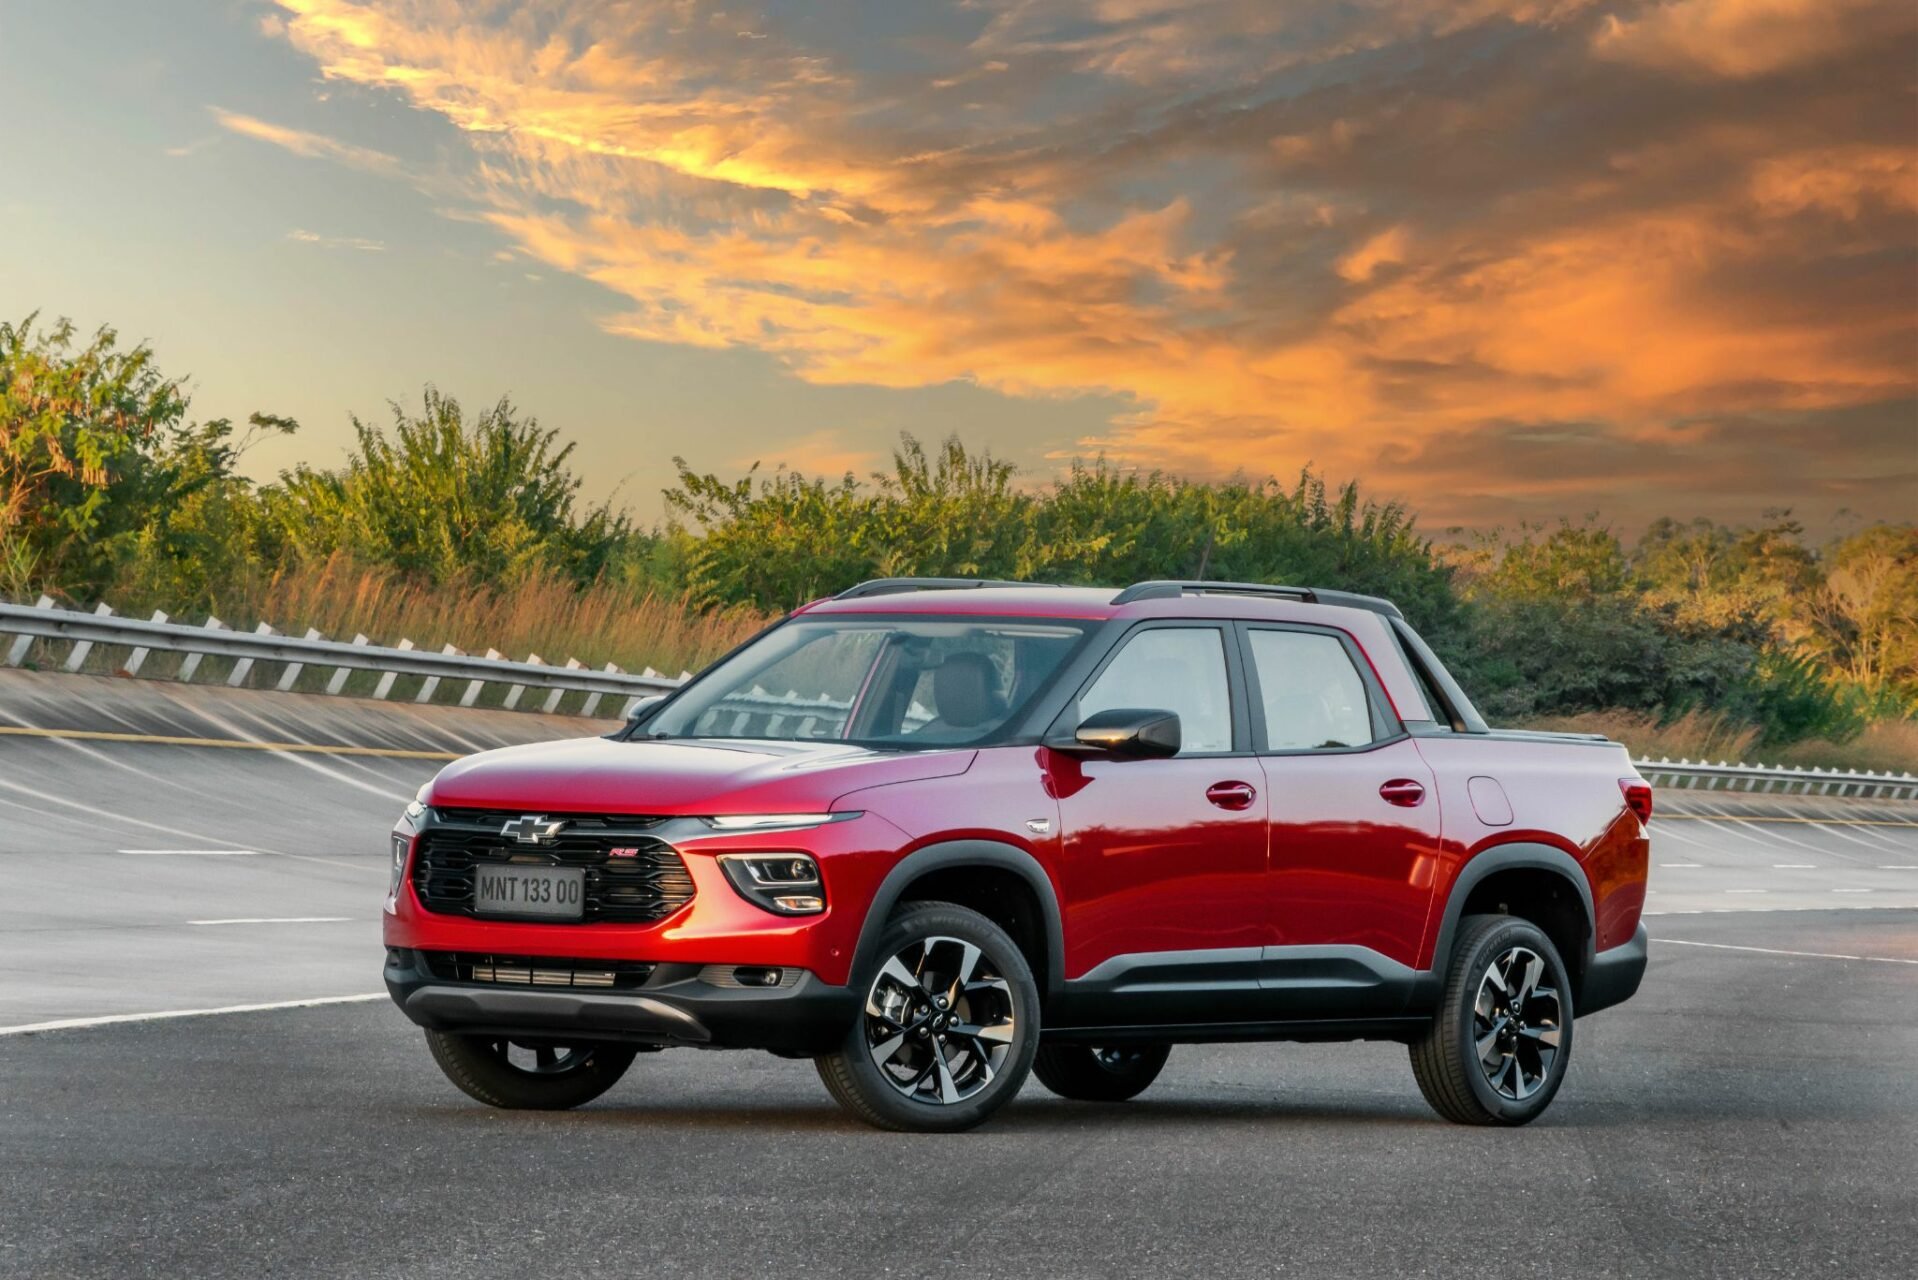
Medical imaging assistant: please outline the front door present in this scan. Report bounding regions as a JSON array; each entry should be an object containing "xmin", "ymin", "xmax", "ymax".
[
  {"xmin": 1240, "ymin": 625, "xmax": 1443, "ymax": 973},
  {"xmin": 1047, "ymin": 624, "xmax": 1268, "ymax": 982}
]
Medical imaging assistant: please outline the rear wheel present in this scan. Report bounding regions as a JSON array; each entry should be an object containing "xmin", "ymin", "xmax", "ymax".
[
  {"xmin": 816, "ymin": 902, "xmax": 1039, "ymax": 1132},
  {"xmin": 1409, "ymin": 914, "xmax": 1573, "ymax": 1126},
  {"xmin": 425, "ymin": 1031, "xmax": 638, "ymax": 1110},
  {"xmin": 1033, "ymin": 1043, "xmax": 1171, "ymax": 1102}
]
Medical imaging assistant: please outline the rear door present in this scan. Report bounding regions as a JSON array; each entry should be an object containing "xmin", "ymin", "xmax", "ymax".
[
  {"xmin": 1239, "ymin": 624, "xmax": 1442, "ymax": 973},
  {"xmin": 1048, "ymin": 622, "xmax": 1269, "ymax": 980}
]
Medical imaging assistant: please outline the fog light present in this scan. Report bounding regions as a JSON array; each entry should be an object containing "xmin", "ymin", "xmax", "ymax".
[{"xmin": 735, "ymin": 966, "xmax": 784, "ymax": 988}]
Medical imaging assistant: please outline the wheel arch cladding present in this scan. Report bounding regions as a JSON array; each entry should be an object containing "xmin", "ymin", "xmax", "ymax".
[
  {"xmin": 853, "ymin": 840, "xmax": 1065, "ymax": 1004},
  {"xmin": 1433, "ymin": 843, "xmax": 1596, "ymax": 1004}
]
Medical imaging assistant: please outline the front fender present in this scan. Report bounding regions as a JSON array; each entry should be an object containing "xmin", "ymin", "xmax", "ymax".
[{"xmin": 848, "ymin": 839, "xmax": 1067, "ymax": 1003}]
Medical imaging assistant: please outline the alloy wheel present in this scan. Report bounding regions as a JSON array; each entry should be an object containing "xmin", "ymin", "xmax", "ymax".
[
  {"xmin": 863, "ymin": 934, "xmax": 1018, "ymax": 1105},
  {"xmin": 1472, "ymin": 945, "xmax": 1563, "ymax": 1101}
]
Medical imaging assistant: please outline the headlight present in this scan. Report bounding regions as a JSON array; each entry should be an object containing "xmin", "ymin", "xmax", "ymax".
[
  {"xmin": 389, "ymin": 833, "xmax": 412, "ymax": 893},
  {"xmin": 716, "ymin": 853, "xmax": 825, "ymax": 915},
  {"xmin": 701, "ymin": 813, "xmax": 856, "ymax": 833}
]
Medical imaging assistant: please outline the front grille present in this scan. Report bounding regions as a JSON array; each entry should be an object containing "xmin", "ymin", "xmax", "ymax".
[
  {"xmin": 419, "ymin": 951, "xmax": 657, "ymax": 990},
  {"xmin": 411, "ymin": 809, "xmax": 694, "ymax": 924}
]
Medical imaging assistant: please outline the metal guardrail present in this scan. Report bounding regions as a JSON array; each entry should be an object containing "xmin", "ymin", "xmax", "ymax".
[
  {"xmin": 0, "ymin": 597, "xmax": 685, "ymax": 718},
  {"xmin": 1633, "ymin": 757, "xmax": 1918, "ymax": 801},
  {"xmin": 4, "ymin": 599, "xmax": 1914, "ymax": 786}
]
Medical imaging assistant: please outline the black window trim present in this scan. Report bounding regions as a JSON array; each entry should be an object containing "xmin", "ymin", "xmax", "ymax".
[
  {"xmin": 1233, "ymin": 620, "xmax": 1410, "ymax": 757},
  {"xmin": 1046, "ymin": 619, "xmax": 1253, "ymax": 758}
]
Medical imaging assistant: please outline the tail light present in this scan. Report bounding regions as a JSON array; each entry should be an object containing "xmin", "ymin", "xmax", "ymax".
[{"xmin": 1619, "ymin": 778, "xmax": 1653, "ymax": 823}]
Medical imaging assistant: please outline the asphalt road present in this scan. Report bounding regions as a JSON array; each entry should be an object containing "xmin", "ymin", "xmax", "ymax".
[{"xmin": 2, "ymin": 670, "xmax": 1916, "ymax": 1276}]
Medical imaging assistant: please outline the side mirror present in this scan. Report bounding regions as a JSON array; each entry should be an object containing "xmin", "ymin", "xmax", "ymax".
[
  {"xmin": 1060, "ymin": 707, "xmax": 1181, "ymax": 758},
  {"xmin": 621, "ymin": 693, "xmax": 666, "ymax": 734}
]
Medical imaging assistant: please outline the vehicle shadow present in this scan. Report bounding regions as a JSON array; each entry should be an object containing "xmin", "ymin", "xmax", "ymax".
[{"xmin": 383, "ymin": 1091, "xmax": 1460, "ymax": 1134}]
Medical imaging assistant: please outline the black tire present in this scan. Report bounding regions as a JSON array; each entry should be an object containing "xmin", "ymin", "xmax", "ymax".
[
  {"xmin": 1409, "ymin": 914, "xmax": 1575, "ymax": 1126},
  {"xmin": 816, "ymin": 901, "xmax": 1040, "ymax": 1132},
  {"xmin": 1032, "ymin": 1043, "xmax": 1171, "ymax": 1102},
  {"xmin": 424, "ymin": 1031, "xmax": 638, "ymax": 1110}
]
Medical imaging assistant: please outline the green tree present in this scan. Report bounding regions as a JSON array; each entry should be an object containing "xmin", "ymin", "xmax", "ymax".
[
  {"xmin": 0, "ymin": 313, "xmax": 292, "ymax": 601},
  {"xmin": 266, "ymin": 388, "xmax": 635, "ymax": 587},
  {"xmin": 1797, "ymin": 525, "xmax": 1918, "ymax": 698}
]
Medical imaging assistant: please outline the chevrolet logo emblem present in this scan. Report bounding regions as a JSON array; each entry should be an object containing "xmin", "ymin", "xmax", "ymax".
[{"xmin": 500, "ymin": 814, "xmax": 567, "ymax": 844}]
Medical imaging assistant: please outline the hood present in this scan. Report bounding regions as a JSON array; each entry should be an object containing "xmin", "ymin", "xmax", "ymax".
[{"xmin": 426, "ymin": 735, "xmax": 975, "ymax": 816}]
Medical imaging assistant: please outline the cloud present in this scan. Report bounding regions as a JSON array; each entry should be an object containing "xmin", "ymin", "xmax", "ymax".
[
  {"xmin": 1593, "ymin": 0, "xmax": 1913, "ymax": 79},
  {"xmin": 249, "ymin": 0, "xmax": 1918, "ymax": 527},
  {"xmin": 210, "ymin": 106, "xmax": 404, "ymax": 178},
  {"xmin": 163, "ymin": 135, "xmax": 221, "ymax": 159},
  {"xmin": 286, "ymin": 227, "xmax": 387, "ymax": 251}
]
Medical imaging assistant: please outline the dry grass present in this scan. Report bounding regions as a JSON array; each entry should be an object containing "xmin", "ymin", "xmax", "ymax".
[
  {"xmin": 1767, "ymin": 718, "xmax": 1918, "ymax": 774},
  {"xmin": 1517, "ymin": 707, "xmax": 1918, "ymax": 773},
  {"xmin": 235, "ymin": 555, "xmax": 767, "ymax": 678}
]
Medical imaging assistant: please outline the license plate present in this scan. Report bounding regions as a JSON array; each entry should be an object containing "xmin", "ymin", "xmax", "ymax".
[{"xmin": 474, "ymin": 864, "xmax": 585, "ymax": 920}]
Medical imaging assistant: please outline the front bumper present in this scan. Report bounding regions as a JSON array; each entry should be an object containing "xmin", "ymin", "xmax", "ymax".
[
  {"xmin": 384, "ymin": 948, "xmax": 859, "ymax": 1054},
  {"xmin": 1577, "ymin": 922, "xmax": 1648, "ymax": 1017}
]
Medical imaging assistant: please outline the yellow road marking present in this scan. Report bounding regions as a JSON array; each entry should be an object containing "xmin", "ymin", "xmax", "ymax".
[
  {"xmin": 1658, "ymin": 814, "xmax": 1918, "ymax": 828},
  {"xmin": 0, "ymin": 725, "xmax": 458, "ymax": 761}
]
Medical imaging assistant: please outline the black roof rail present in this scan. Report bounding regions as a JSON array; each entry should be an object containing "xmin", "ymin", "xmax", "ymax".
[
  {"xmin": 833, "ymin": 577, "xmax": 1056, "ymax": 600},
  {"xmin": 1112, "ymin": 579, "xmax": 1404, "ymax": 619}
]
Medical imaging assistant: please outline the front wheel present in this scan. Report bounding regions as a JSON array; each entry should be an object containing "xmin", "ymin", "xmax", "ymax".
[
  {"xmin": 1409, "ymin": 914, "xmax": 1574, "ymax": 1126},
  {"xmin": 816, "ymin": 901, "xmax": 1040, "ymax": 1132},
  {"xmin": 425, "ymin": 1031, "xmax": 638, "ymax": 1110},
  {"xmin": 1033, "ymin": 1043, "xmax": 1171, "ymax": 1102}
]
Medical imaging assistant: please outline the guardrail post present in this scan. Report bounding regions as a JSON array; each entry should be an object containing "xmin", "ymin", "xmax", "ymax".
[
  {"xmin": 62, "ymin": 603, "xmax": 116, "ymax": 671},
  {"xmin": 4, "ymin": 596, "xmax": 56, "ymax": 667},
  {"xmin": 502, "ymin": 654, "xmax": 543, "ymax": 710},
  {"xmin": 275, "ymin": 629, "xmax": 325, "ymax": 691},
  {"xmin": 542, "ymin": 659, "xmax": 584, "ymax": 714},
  {"xmin": 460, "ymin": 650, "xmax": 503, "ymax": 708},
  {"xmin": 415, "ymin": 644, "xmax": 460, "ymax": 703},
  {"xmin": 226, "ymin": 623, "xmax": 277, "ymax": 687},
  {"xmin": 175, "ymin": 617, "xmax": 226, "ymax": 682},
  {"xmin": 325, "ymin": 635, "xmax": 371, "ymax": 695},
  {"xmin": 373, "ymin": 639, "xmax": 415, "ymax": 700},
  {"xmin": 122, "ymin": 610, "xmax": 168, "ymax": 676},
  {"xmin": 580, "ymin": 663, "xmax": 620, "ymax": 718}
]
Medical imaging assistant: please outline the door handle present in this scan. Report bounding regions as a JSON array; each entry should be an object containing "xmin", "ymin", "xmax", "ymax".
[
  {"xmin": 1206, "ymin": 781, "xmax": 1258, "ymax": 811},
  {"xmin": 1379, "ymin": 779, "xmax": 1426, "ymax": 807}
]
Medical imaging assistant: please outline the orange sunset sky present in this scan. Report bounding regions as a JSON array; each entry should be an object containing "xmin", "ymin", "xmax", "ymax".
[{"xmin": 2, "ymin": 1, "xmax": 1913, "ymax": 533}]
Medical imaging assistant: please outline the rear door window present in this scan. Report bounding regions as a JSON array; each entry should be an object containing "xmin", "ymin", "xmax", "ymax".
[{"xmin": 1245, "ymin": 629, "xmax": 1377, "ymax": 752}]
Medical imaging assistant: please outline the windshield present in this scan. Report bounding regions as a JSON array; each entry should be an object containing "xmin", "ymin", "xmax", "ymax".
[{"xmin": 644, "ymin": 617, "xmax": 1093, "ymax": 747}]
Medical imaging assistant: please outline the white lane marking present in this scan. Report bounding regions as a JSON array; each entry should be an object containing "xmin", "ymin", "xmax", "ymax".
[
  {"xmin": 120, "ymin": 849, "xmax": 260, "ymax": 857},
  {"xmin": 1700, "ymin": 809, "xmax": 1861, "ymax": 859},
  {"xmin": 190, "ymin": 706, "xmax": 415, "ymax": 804},
  {"xmin": 0, "ymin": 780, "xmax": 264, "ymax": 853},
  {"xmin": 0, "ymin": 993, "xmax": 386, "ymax": 1037},
  {"xmin": 187, "ymin": 916, "xmax": 354, "ymax": 925},
  {"xmin": 1805, "ymin": 818, "xmax": 1909, "ymax": 855},
  {"xmin": 1659, "ymin": 862, "xmax": 1702, "ymax": 868},
  {"xmin": 1882, "ymin": 865, "xmax": 1918, "ymax": 870},
  {"xmin": 1655, "ymin": 938, "xmax": 1918, "ymax": 966},
  {"xmin": 1831, "ymin": 888, "xmax": 1874, "ymax": 894}
]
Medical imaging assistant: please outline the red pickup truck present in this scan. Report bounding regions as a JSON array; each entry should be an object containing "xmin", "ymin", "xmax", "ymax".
[{"xmin": 383, "ymin": 578, "xmax": 1650, "ymax": 1131}]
